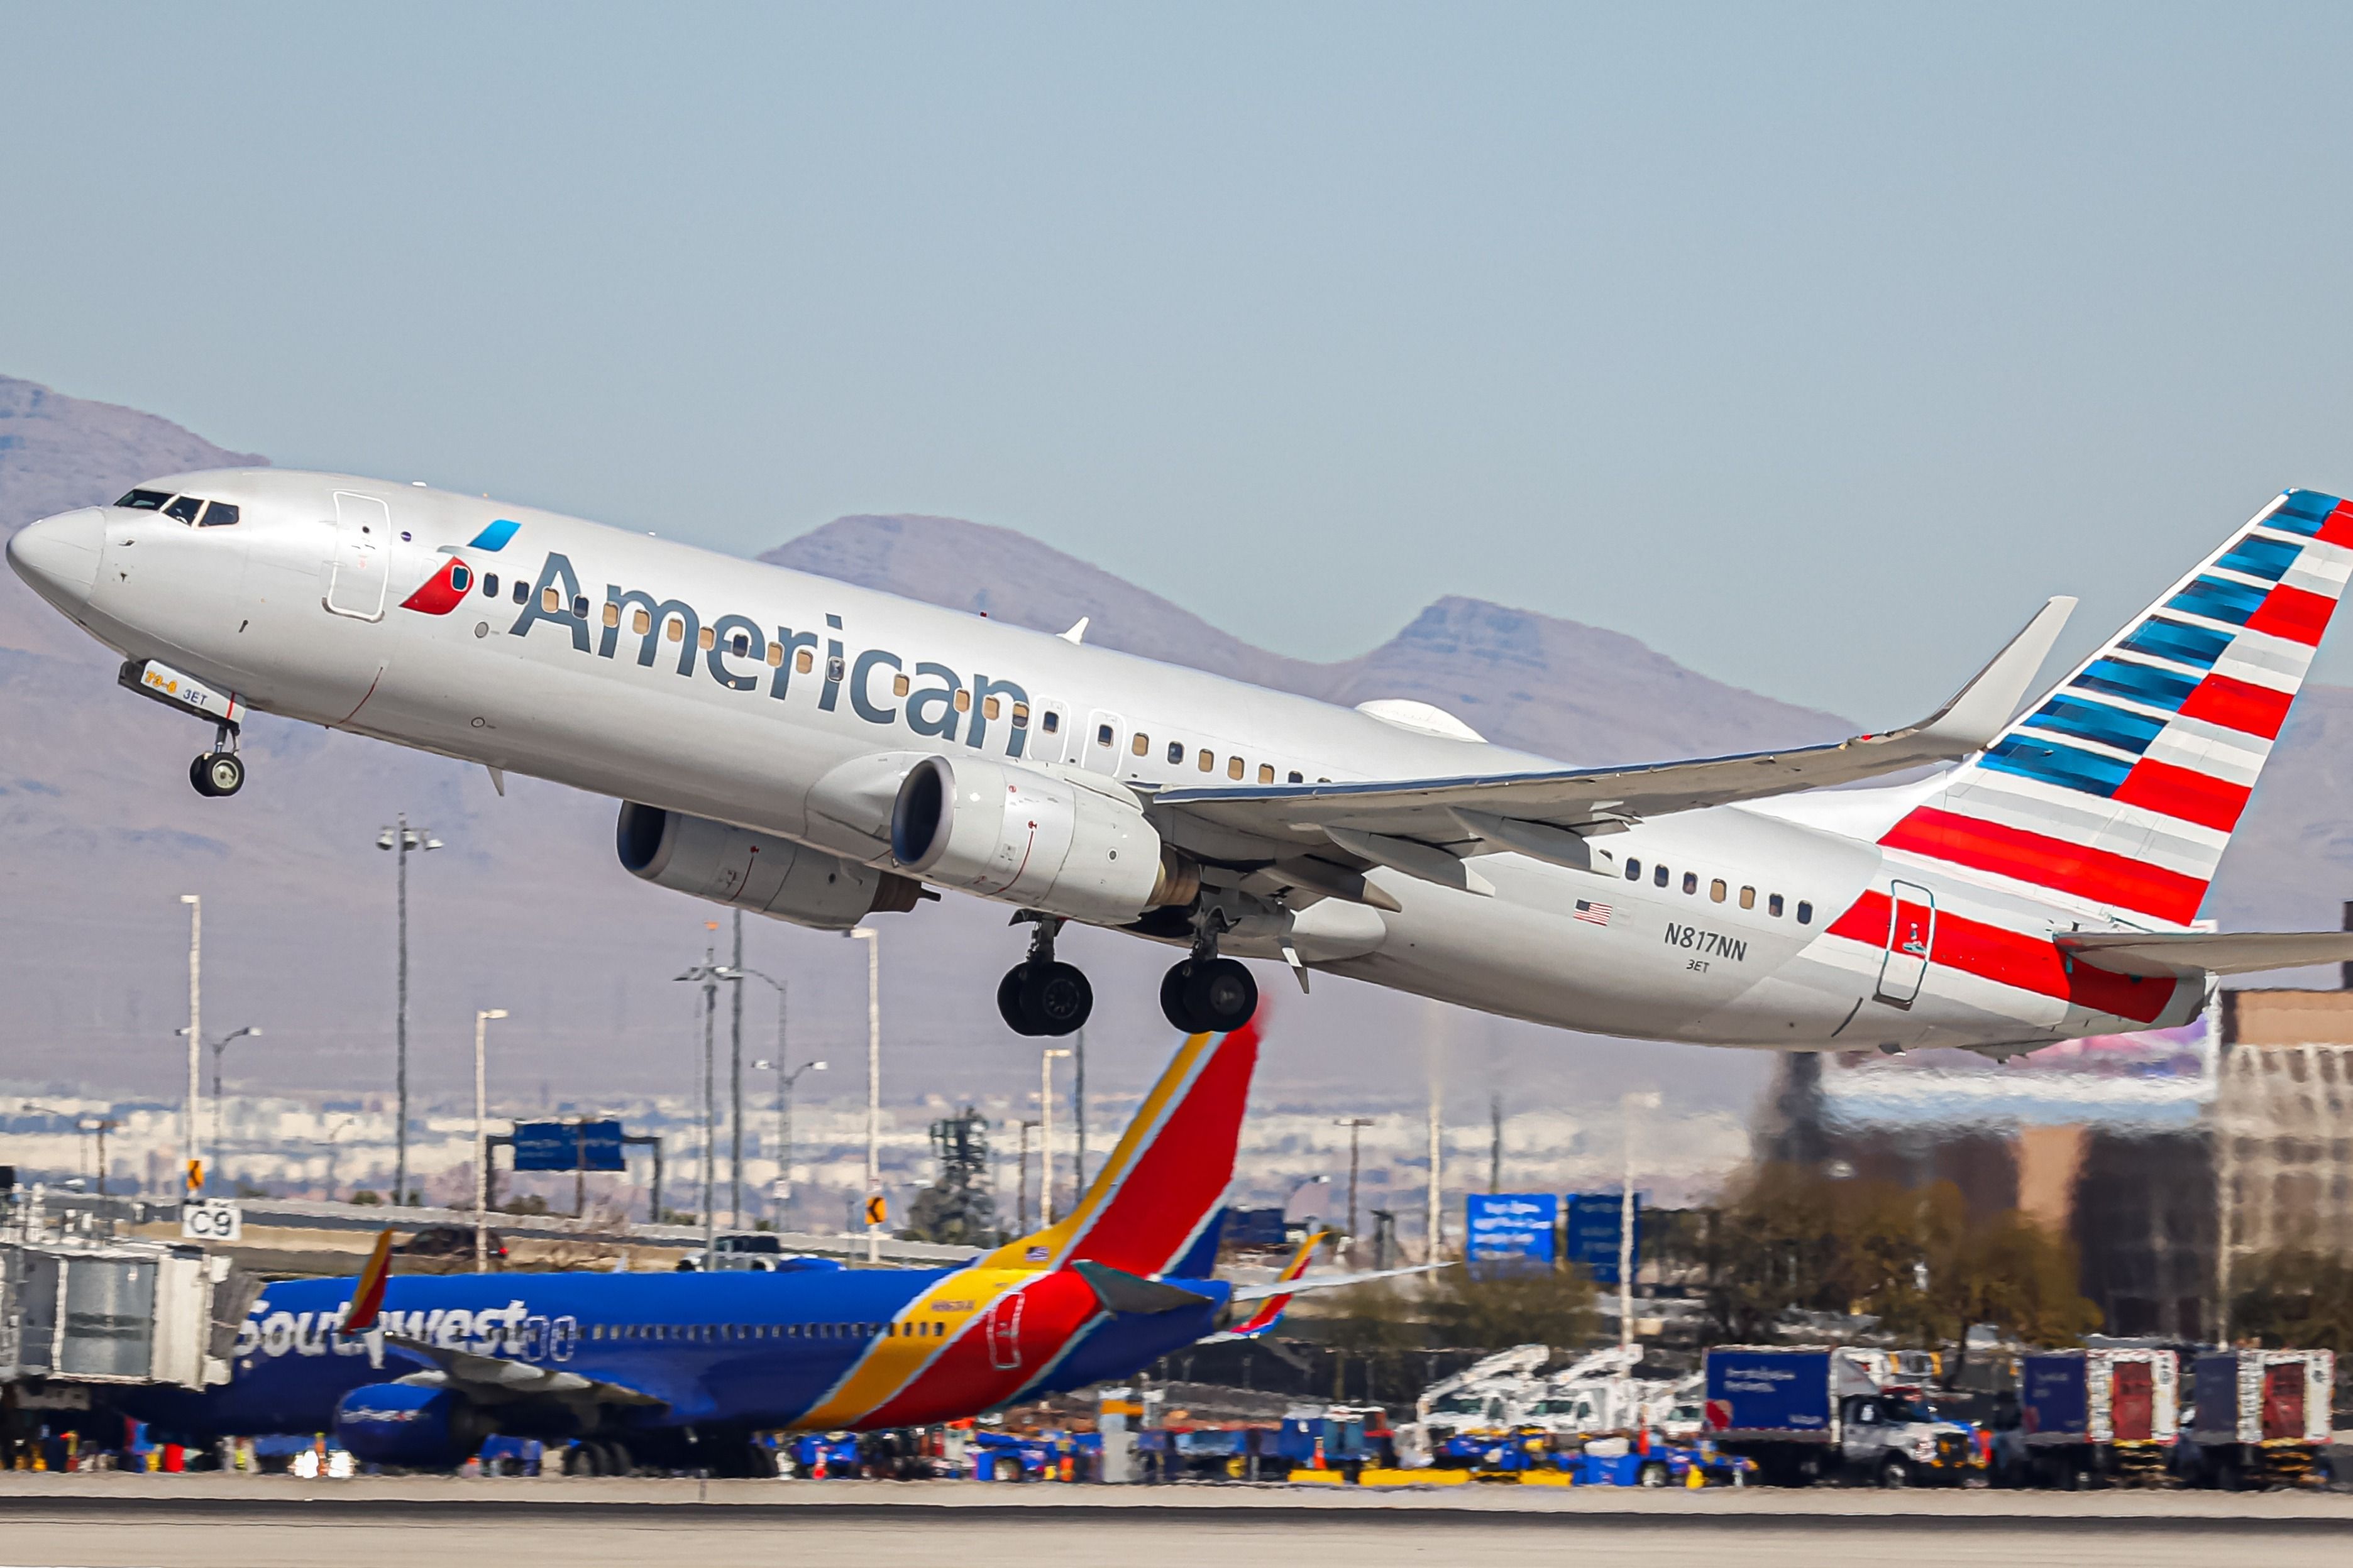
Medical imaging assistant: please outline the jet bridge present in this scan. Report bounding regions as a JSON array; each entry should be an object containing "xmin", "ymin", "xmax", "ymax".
[{"xmin": 2, "ymin": 1234, "xmax": 256, "ymax": 1395}]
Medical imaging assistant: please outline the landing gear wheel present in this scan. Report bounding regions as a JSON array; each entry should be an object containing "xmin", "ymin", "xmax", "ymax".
[
  {"xmin": 997, "ymin": 963, "xmax": 1040, "ymax": 1035},
  {"xmin": 1020, "ymin": 961, "xmax": 1093, "ymax": 1036},
  {"xmin": 190, "ymin": 751, "xmax": 244, "ymax": 798},
  {"xmin": 1159, "ymin": 957, "xmax": 1258, "ymax": 1034}
]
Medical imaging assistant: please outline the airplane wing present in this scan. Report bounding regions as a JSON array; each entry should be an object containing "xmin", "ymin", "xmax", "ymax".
[
  {"xmin": 1226, "ymin": 1262, "xmax": 1447, "ymax": 1304},
  {"xmin": 2058, "ymin": 930, "xmax": 2353, "ymax": 979},
  {"xmin": 383, "ymin": 1334, "xmax": 664, "ymax": 1407},
  {"xmin": 1152, "ymin": 598, "xmax": 2075, "ymax": 890}
]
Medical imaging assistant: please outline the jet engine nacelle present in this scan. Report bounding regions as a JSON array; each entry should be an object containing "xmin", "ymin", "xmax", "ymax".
[
  {"xmin": 333, "ymin": 1383, "xmax": 488, "ymax": 1471},
  {"xmin": 890, "ymin": 754, "xmax": 1197, "ymax": 925},
  {"xmin": 616, "ymin": 803, "xmax": 927, "ymax": 930}
]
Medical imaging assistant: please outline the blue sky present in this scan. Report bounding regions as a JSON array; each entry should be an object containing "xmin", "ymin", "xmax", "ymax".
[{"xmin": 9, "ymin": 3, "xmax": 2353, "ymax": 723}]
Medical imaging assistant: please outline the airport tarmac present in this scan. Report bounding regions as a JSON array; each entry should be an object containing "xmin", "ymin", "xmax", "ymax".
[{"xmin": 3, "ymin": 1476, "xmax": 2351, "ymax": 1568}]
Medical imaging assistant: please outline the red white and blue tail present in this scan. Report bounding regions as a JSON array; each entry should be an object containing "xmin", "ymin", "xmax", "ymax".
[
  {"xmin": 979, "ymin": 1014, "xmax": 1262, "ymax": 1277},
  {"xmin": 1880, "ymin": 488, "xmax": 2349, "ymax": 924}
]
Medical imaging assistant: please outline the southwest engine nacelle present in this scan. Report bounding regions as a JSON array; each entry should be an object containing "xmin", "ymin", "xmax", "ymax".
[
  {"xmin": 890, "ymin": 755, "xmax": 1197, "ymax": 925},
  {"xmin": 333, "ymin": 1383, "xmax": 488, "ymax": 1471},
  {"xmin": 616, "ymin": 803, "xmax": 927, "ymax": 930}
]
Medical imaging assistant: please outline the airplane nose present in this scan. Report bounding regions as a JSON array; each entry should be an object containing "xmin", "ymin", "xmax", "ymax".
[{"xmin": 6, "ymin": 506, "xmax": 105, "ymax": 613}]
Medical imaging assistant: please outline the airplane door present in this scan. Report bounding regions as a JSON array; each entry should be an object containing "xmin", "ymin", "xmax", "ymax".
[
  {"xmin": 1080, "ymin": 710, "xmax": 1125, "ymax": 776},
  {"xmin": 1031, "ymin": 700, "xmax": 1073, "ymax": 764},
  {"xmin": 326, "ymin": 491, "xmax": 390, "ymax": 621},
  {"xmin": 1874, "ymin": 880, "xmax": 1936, "ymax": 1007},
  {"xmin": 985, "ymin": 1292, "xmax": 1023, "ymax": 1370}
]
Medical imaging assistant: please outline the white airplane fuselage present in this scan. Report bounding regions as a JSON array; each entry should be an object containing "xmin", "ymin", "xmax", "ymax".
[{"xmin": 10, "ymin": 468, "xmax": 2210, "ymax": 1053}]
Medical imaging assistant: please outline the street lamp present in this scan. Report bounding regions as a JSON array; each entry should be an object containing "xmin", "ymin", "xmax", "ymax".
[
  {"xmin": 844, "ymin": 926, "xmax": 880, "ymax": 1263},
  {"xmin": 377, "ymin": 816, "xmax": 443, "ymax": 1206},
  {"xmin": 178, "ymin": 895, "xmax": 200, "ymax": 1194},
  {"xmin": 1619, "ymin": 1090, "xmax": 1661, "ymax": 1352},
  {"xmin": 24, "ymin": 1105, "xmax": 114, "ymax": 1197},
  {"xmin": 312, "ymin": 1115, "xmax": 358, "ymax": 1201},
  {"xmin": 473, "ymin": 1008, "xmax": 509, "ymax": 1271},
  {"xmin": 751, "ymin": 1055, "xmax": 825, "ymax": 1231},
  {"xmin": 182, "ymin": 1025, "xmax": 262, "ymax": 1178},
  {"xmin": 675, "ymin": 948, "xmax": 724, "ymax": 1268},
  {"xmin": 717, "ymin": 962, "xmax": 792, "ymax": 1230},
  {"xmin": 1333, "ymin": 1117, "xmax": 1376, "ymax": 1253},
  {"xmin": 1039, "ymin": 1047, "xmax": 1071, "ymax": 1224}
]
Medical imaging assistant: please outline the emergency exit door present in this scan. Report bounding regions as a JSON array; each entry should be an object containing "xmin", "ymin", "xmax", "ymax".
[
  {"xmin": 985, "ymin": 1291, "xmax": 1023, "ymax": 1370},
  {"xmin": 1875, "ymin": 880, "xmax": 1936, "ymax": 1007},
  {"xmin": 326, "ymin": 491, "xmax": 391, "ymax": 620}
]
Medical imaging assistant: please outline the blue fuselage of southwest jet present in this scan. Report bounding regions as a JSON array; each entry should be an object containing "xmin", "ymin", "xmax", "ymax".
[{"xmin": 126, "ymin": 1265, "xmax": 1231, "ymax": 1442}]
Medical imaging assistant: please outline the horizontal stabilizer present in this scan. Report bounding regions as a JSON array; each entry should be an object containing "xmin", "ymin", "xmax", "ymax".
[
  {"xmin": 2059, "ymin": 929, "xmax": 2353, "ymax": 979},
  {"xmin": 1228, "ymin": 1261, "xmax": 1447, "ymax": 1303},
  {"xmin": 1071, "ymin": 1258, "xmax": 1215, "ymax": 1315}
]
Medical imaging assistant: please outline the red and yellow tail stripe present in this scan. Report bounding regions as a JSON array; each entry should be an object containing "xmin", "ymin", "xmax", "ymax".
[
  {"xmin": 342, "ymin": 1229, "xmax": 395, "ymax": 1335},
  {"xmin": 1228, "ymin": 1229, "xmax": 1325, "ymax": 1338}
]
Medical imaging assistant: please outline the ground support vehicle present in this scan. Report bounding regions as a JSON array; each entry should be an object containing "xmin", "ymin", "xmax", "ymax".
[
  {"xmin": 2181, "ymin": 1350, "xmax": 2337, "ymax": 1489},
  {"xmin": 970, "ymin": 1429, "xmax": 1099, "ymax": 1482},
  {"xmin": 1704, "ymin": 1347, "xmax": 1983, "ymax": 1487},
  {"xmin": 2013, "ymin": 1348, "xmax": 2177, "ymax": 1487}
]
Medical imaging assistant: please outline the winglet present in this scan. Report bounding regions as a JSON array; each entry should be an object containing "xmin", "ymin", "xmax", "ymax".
[
  {"xmin": 342, "ymin": 1227, "xmax": 396, "ymax": 1335},
  {"xmin": 1912, "ymin": 595, "xmax": 2076, "ymax": 750}
]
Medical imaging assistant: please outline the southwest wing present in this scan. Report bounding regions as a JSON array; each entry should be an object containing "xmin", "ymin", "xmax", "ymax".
[
  {"xmin": 383, "ymin": 1334, "xmax": 665, "ymax": 1408},
  {"xmin": 1152, "ymin": 598, "xmax": 2075, "ymax": 883}
]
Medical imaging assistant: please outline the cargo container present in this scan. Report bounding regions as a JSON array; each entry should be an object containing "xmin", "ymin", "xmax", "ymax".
[
  {"xmin": 2014, "ymin": 1349, "xmax": 2177, "ymax": 1486},
  {"xmin": 2182, "ymin": 1349, "xmax": 2336, "ymax": 1489}
]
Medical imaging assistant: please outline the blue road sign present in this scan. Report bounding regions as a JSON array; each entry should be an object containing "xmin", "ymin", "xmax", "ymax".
[
  {"xmin": 1465, "ymin": 1192, "xmax": 1559, "ymax": 1269},
  {"xmin": 1564, "ymin": 1191, "xmax": 1641, "ymax": 1285},
  {"xmin": 513, "ymin": 1120, "xmax": 627, "ymax": 1172}
]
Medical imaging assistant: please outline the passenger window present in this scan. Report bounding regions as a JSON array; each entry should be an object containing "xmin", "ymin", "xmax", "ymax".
[
  {"xmin": 796, "ymin": 649, "xmax": 814, "ymax": 674},
  {"xmin": 541, "ymin": 586, "xmax": 560, "ymax": 612},
  {"xmin": 164, "ymin": 495, "xmax": 204, "ymax": 524},
  {"xmin": 1710, "ymin": 879, "xmax": 1726, "ymax": 903},
  {"xmin": 451, "ymin": 566, "xmax": 472, "ymax": 593},
  {"xmin": 1132, "ymin": 732, "xmax": 1150, "ymax": 757},
  {"xmin": 665, "ymin": 617, "xmax": 685, "ymax": 642},
  {"xmin": 1167, "ymin": 742, "xmax": 1184, "ymax": 765},
  {"xmin": 1198, "ymin": 749, "xmax": 1214, "ymax": 772},
  {"xmin": 1096, "ymin": 723, "xmax": 1114, "ymax": 747},
  {"xmin": 984, "ymin": 696, "xmax": 1001, "ymax": 721},
  {"xmin": 732, "ymin": 632, "xmax": 752, "ymax": 656},
  {"xmin": 1258, "ymin": 764, "xmax": 1275, "ymax": 784},
  {"xmin": 116, "ymin": 490, "xmax": 170, "ymax": 510},
  {"xmin": 1040, "ymin": 711, "xmax": 1059, "ymax": 733},
  {"xmin": 573, "ymin": 595, "xmax": 591, "ymax": 618},
  {"xmin": 483, "ymin": 573, "xmax": 500, "ymax": 598},
  {"xmin": 1682, "ymin": 872, "xmax": 1698, "ymax": 895},
  {"xmin": 1655, "ymin": 864, "xmax": 1670, "ymax": 888},
  {"xmin": 602, "ymin": 603, "xmax": 620, "ymax": 628},
  {"xmin": 632, "ymin": 608, "xmax": 651, "ymax": 634},
  {"xmin": 1011, "ymin": 702, "xmax": 1028, "ymax": 728},
  {"xmin": 954, "ymin": 689, "xmax": 971, "ymax": 713},
  {"xmin": 765, "ymin": 644, "xmax": 782, "ymax": 668},
  {"xmin": 1739, "ymin": 885, "xmax": 1755, "ymax": 910},
  {"xmin": 698, "ymin": 627, "xmax": 716, "ymax": 650},
  {"xmin": 1797, "ymin": 901, "xmax": 1814, "ymax": 925},
  {"xmin": 893, "ymin": 674, "xmax": 911, "ymax": 698},
  {"xmin": 198, "ymin": 502, "xmax": 240, "ymax": 527},
  {"xmin": 1288, "ymin": 771, "xmax": 1303, "ymax": 783},
  {"xmin": 512, "ymin": 580, "xmax": 528, "ymax": 604},
  {"xmin": 1626, "ymin": 858, "xmax": 1642, "ymax": 881},
  {"xmin": 1228, "ymin": 756, "xmax": 1244, "ymax": 780},
  {"xmin": 1769, "ymin": 894, "xmax": 1784, "ymax": 917}
]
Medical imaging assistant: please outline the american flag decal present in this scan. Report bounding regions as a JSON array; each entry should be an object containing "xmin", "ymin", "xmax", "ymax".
[{"xmin": 1574, "ymin": 899, "xmax": 1612, "ymax": 927}]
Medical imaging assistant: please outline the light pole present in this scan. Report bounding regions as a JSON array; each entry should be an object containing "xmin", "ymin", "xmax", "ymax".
[
  {"xmin": 719, "ymin": 962, "xmax": 791, "ymax": 1228},
  {"xmin": 1012, "ymin": 1118, "xmax": 1040, "ymax": 1232},
  {"xmin": 473, "ymin": 1009, "xmax": 508, "ymax": 1271},
  {"xmin": 752, "ymin": 1055, "xmax": 825, "ymax": 1230},
  {"xmin": 1619, "ymin": 1090, "xmax": 1661, "ymax": 1352},
  {"xmin": 377, "ymin": 817, "xmax": 443, "ymax": 1207},
  {"xmin": 312, "ymin": 1115, "xmax": 357, "ymax": 1200},
  {"xmin": 1040, "ymin": 1047, "xmax": 1071, "ymax": 1224},
  {"xmin": 1333, "ymin": 1117, "xmax": 1375, "ymax": 1255},
  {"xmin": 674, "ymin": 948, "xmax": 724, "ymax": 1266},
  {"xmin": 728, "ymin": 911, "xmax": 745, "ymax": 1228},
  {"xmin": 25, "ymin": 1105, "xmax": 112, "ymax": 1195},
  {"xmin": 845, "ymin": 926, "xmax": 880, "ymax": 1263},
  {"xmin": 198, "ymin": 1026, "xmax": 262, "ymax": 1173},
  {"xmin": 178, "ymin": 895, "xmax": 200, "ymax": 1194}
]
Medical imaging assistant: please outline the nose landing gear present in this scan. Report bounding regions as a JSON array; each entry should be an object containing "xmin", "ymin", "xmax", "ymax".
[
  {"xmin": 996, "ymin": 914, "xmax": 1093, "ymax": 1037},
  {"xmin": 189, "ymin": 725, "xmax": 245, "ymax": 798}
]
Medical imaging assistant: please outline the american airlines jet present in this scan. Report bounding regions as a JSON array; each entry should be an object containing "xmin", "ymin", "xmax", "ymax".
[{"xmin": 13, "ymin": 474, "xmax": 2353, "ymax": 1053}]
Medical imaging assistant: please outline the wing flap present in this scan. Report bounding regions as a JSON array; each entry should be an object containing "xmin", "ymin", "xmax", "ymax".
[
  {"xmin": 2059, "ymin": 930, "xmax": 2353, "ymax": 978},
  {"xmin": 383, "ymin": 1334, "xmax": 664, "ymax": 1406}
]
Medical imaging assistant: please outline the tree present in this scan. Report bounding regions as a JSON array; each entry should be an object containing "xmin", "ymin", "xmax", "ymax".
[
  {"xmin": 2233, "ymin": 1248, "xmax": 2353, "ymax": 1352},
  {"xmin": 1426, "ymin": 1259, "xmax": 1597, "ymax": 1351},
  {"xmin": 901, "ymin": 1106, "xmax": 999, "ymax": 1247}
]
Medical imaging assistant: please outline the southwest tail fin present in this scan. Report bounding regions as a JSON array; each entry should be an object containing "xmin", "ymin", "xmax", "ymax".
[
  {"xmin": 980, "ymin": 1014, "xmax": 1262, "ymax": 1276},
  {"xmin": 1880, "ymin": 488, "xmax": 2350, "ymax": 924}
]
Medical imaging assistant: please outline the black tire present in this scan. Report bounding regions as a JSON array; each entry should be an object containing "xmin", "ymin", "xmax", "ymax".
[
  {"xmin": 597, "ymin": 1440, "xmax": 631, "ymax": 1478},
  {"xmin": 1021, "ymin": 962, "xmax": 1093, "ymax": 1035},
  {"xmin": 189, "ymin": 755, "xmax": 218, "ymax": 797},
  {"xmin": 1878, "ymin": 1456, "xmax": 1911, "ymax": 1489},
  {"xmin": 1159, "ymin": 961, "xmax": 1196, "ymax": 1031},
  {"xmin": 997, "ymin": 964, "xmax": 1039, "ymax": 1034},
  {"xmin": 1182, "ymin": 957, "xmax": 1258, "ymax": 1032},
  {"xmin": 199, "ymin": 752, "xmax": 244, "ymax": 797}
]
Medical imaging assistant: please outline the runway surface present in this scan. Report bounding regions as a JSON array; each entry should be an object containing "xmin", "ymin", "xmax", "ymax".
[{"xmin": 4, "ymin": 1476, "xmax": 2350, "ymax": 1568}]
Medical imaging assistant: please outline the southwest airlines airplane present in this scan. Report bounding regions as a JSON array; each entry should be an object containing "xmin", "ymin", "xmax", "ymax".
[
  {"xmin": 123, "ymin": 1019, "xmax": 1352, "ymax": 1474},
  {"xmin": 13, "ymin": 473, "xmax": 2353, "ymax": 1051}
]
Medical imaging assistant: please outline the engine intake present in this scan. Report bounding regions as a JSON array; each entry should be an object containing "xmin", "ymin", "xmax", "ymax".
[
  {"xmin": 333, "ymin": 1383, "xmax": 488, "ymax": 1471},
  {"xmin": 890, "ymin": 755, "xmax": 1196, "ymax": 924},
  {"xmin": 616, "ymin": 803, "xmax": 927, "ymax": 930}
]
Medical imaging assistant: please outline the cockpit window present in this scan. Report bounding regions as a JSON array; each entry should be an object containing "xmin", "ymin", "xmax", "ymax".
[
  {"xmin": 163, "ymin": 495, "xmax": 205, "ymax": 524},
  {"xmin": 197, "ymin": 502, "xmax": 240, "ymax": 527},
  {"xmin": 116, "ymin": 490, "xmax": 172, "ymax": 510}
]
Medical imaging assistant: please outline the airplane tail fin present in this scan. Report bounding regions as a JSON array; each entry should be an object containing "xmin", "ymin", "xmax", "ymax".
[
  {"xmin": 1877, "ymin": 488, "xmax": 2350, "ymax": 924},
  {"xmin": 981, "ymin": 1014, "xmax": 1263, "ymax": 1277}
]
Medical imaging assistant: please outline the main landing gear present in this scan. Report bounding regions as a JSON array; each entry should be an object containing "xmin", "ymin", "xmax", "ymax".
[
  {"xmin": 1159, "ymin": 954, "xmax": 1257, "ymax": 1035},
  {"xmin": 189, "ymin": 723, "xmax": 245, "ymax": 798},
  {"xmin": 998, "ymin": 914, "xmax": 1094, "ymax": 1037}
]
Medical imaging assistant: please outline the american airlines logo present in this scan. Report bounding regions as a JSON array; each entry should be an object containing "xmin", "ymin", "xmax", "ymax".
[{"xmin": 432, "ymin": 549, "xmax": 1035, "ymax": 761}]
